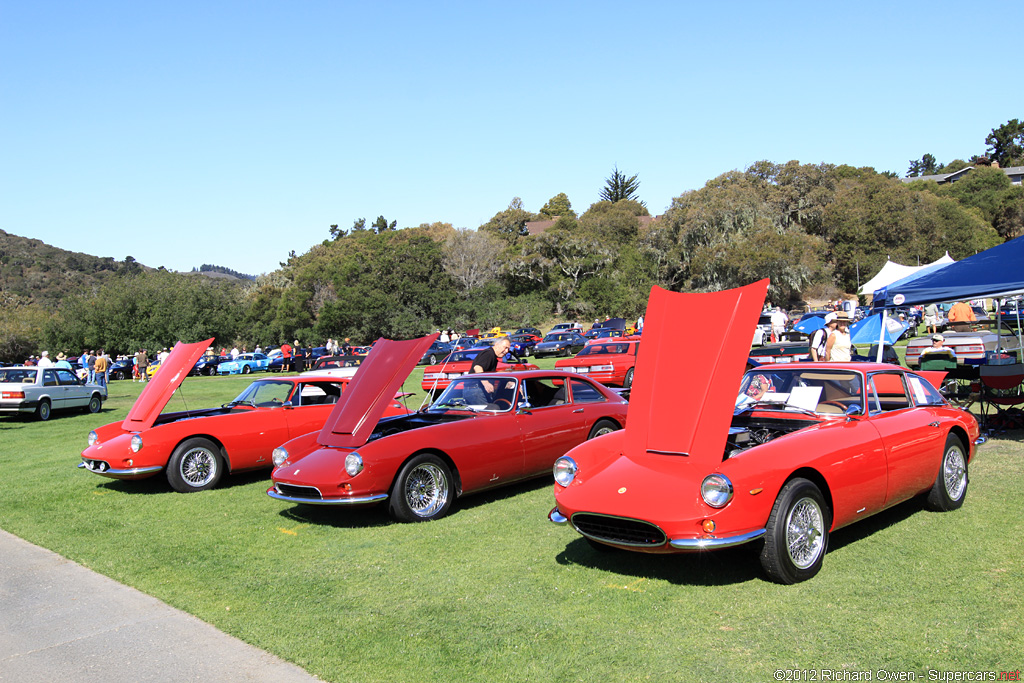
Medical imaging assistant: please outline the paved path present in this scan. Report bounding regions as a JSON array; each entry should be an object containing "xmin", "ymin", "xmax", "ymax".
[{"xmin": 0, "ymin": 529, "xmax": 322, "ymax": 683}]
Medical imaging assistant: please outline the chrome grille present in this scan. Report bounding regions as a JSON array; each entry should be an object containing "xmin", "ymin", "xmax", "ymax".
[
  {"xmin": 275, "ymin": 484, "xmax": 323, "ymax": 500},
  {"xmin": 571, "ymin": 513, "xmax": 667, "ymax": 546}
]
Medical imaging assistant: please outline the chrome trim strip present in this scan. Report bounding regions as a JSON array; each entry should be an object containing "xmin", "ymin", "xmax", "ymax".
[
  {"xmin": 77, "ymin": 461, "xmax": 164, "ymax": 477},
  {"xmin": 266, "ymin": 488, "xmax": 388, "ymax": 505},
  {"xmin": 548, "ymin": 508, "xmax": 568, "ymax": 524},
  {"xmin": 668, "ymin": 528, "xmax": 766, "ymax": 550}
]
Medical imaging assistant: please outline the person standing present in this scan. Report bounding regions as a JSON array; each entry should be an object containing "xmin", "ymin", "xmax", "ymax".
[
  {"xmin": 809, "ymin": 313, "xmax": 838, "ymax": 362},
  {"xmin": 825, "ymin": 315, "xmax": 853, "ymax": 362},
  {"xmin": 923, "ymin": 302, "xmax": 940, "ymax": 335},
  {"xmin": 770, "ymin": 307, "xmax": 788, "ymax": 343},
  {"xmin": 136, "ymin": 349, "xmax": 149, "ymax": 382},
  {"xmin": 947, "ymin": 301, "xmax": 976, "ymax": 330},
  {"xmin": 94, "ymin": 350, "xmax": 109, "ymax": 387},
  {"xmin": 87, "ymin": 351, "xmax": 97, "ymax": 383},
  {"xmin": 37, "ymin": 351, "xmax": 54, "ymax": 368}
]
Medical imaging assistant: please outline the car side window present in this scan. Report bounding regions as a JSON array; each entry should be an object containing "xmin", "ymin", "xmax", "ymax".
[
  {"xmin": 865, "ymin": 373, "xmax": 911, "ymax": 413},
  {"xmin": 43, "ymin": 370, "xmax": 59, "ymax": 387},
  {"xmin": 569, "ymin": 378, "xmax": 604, "ymax": 404},
  {"xmin": 906, "ymin": 374, "xmax": 946, "ymax": 406},
  {"xmin": 57, "ymin": 369, "xmax": 80, "ymax": 386},
  {"xmin": 297, "ymin": 383, "xmax": 342, "ymax": 406},
  {"xmin": 523, "ymin": 378, "xmax": 567, "ymax": 407}
]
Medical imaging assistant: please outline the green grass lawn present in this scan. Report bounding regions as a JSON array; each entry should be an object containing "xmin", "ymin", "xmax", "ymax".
[{"xmin": 2, "ymin": 366, "xmax": 1023, "ymax": 682}]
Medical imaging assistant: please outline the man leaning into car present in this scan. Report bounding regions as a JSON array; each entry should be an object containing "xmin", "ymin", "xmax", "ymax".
[{"xmin": 471, "ymin": 337, "xmax": 510, "ymax": 395}]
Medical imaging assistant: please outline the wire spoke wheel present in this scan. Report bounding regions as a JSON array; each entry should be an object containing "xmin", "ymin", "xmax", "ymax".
[
  {"xmin": 785, "ymin": 497, "xmax": 825, "ymax": 570},
  {"xmin": 181, "ymin": 447, "xmax": 217, "ymax": 487},
  {"xmin": 404, "ymin": 463, "xmax": 449, "ymax": 517},
  {"xmin": 942, "ymin": 445, "xmax": 967, "ymax": 501}
]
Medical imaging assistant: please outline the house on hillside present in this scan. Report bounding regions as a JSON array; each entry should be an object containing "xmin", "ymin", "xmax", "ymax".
[{"xmin": 902, "ymin": 164, "xmax": 1023, "ymax": 186}]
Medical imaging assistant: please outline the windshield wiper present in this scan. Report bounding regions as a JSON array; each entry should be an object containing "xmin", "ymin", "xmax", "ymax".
[
  {"xmin": 429, "ymin": 400, "xmax": 480, "ymax": 413},
  {"xmin": 223, "ymin": 399, "xmax": 256, "ymax": 408}
]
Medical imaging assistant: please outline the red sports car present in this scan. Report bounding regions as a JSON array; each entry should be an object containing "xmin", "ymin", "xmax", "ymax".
[
  {"xmin": 421, "ymin": 348, "xmax": 538, "ymax": 394},
  {"xmin": 554, "ymin": 339, "xmax": 641, "ymax": 388},
  {"xmin": 78, "ymin": 339, "xmax": 411, "ymax": 492},
  {"xmin": 268, "ymin": 336, "xmax": 629, "ymax": 522},
  {"xmin": 549, "ymin": 282, "xmax": 981, "ymax": 583}
]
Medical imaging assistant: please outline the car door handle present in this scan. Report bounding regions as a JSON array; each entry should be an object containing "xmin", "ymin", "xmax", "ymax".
[
  {"xmin": 573, "ymin": 408, "xmax": 584, "ymax": 413},
  {"xmin": 928, "ymin": 421, "xmax": 940, "ymax": 428}
]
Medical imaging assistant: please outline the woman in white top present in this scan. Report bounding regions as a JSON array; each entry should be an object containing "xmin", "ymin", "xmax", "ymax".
[{"xmin": 825, "ymin": 315, "xmax": 852, "ymax": 362}]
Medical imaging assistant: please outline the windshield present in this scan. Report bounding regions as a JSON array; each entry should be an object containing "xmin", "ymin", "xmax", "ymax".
[
  {"xmin": 736, "ymin": 368, "xmax": 863, "ymax": 416},
  {"xmin": 577, "ymin": 343, "xmax": 633, "ymax": 356},
  {"xmin": 544, "ymin": 334, "xmax": 573, "ymax": 342},
  {"xmin": 0, "ymin": 368, "xmax": 37, "ymax": 383},
  {"xmin": 230, "ymin": 380, "xmax": 294, "ymax": 407},
  {"xmin": 431, "ymin": 376, "xmax": 519, "ymax": 412}
]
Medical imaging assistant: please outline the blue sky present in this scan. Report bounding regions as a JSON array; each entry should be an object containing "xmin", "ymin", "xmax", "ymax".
[{"xmin": 2, "ymin": 2, "xmax": 1020, "ymax": 276}]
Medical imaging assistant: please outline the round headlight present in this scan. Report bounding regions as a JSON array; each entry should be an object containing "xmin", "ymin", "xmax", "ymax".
[
  {"xmin": 701, "ymin": 473, "xmax": 734, "ymax": 508},
  {"xmin": 345, "ymin": 452, "xmax": 363, "ymax": 476},
  {"xmin": 130, "ymin": 434, "xmax": 143, "ymax": 453},
  {"xmin": 553, "ymin": 456, "xmax": 577, "ymax": 487},
  {"xmin": 87, "ymin": 431, "xmax": 99, "ymax": 447},
  {"xmin": 272, "ymin": 447, "xmax": 289, "ymax": 468}
]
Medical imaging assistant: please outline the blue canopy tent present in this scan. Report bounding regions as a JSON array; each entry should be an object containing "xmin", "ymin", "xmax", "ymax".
[
  {"xmin": 871, "ymin": 235, "xmax": 1024, "ymax": 362},
  {"xmin": 873, "ymin": 235, "xmax": 1024, "ymax": 308}
]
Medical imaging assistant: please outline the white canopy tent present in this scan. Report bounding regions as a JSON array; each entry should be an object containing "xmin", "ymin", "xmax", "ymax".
[{"xmin": 858, "ymin": 253, "xmax": 955, "ymax": 296}]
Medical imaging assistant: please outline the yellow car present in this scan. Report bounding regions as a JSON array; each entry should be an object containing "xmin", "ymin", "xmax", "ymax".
[
  {"xmin": 479, "ymin": 327, "xmax": 507, "ymax": 340},
  {"xmin": 145, "ymin": 358, "xmax": 161, "ymax": 378}
]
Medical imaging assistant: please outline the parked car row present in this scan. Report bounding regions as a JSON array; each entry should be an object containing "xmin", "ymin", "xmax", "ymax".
[{"xmin": 70, "ymin": 285, "xmax": 982, "ymax": 585}]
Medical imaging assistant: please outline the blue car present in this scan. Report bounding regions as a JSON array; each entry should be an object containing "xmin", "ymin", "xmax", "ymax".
[{"xmin": 217, "ymin": 352, "xmax": 271, "ymax": 375}]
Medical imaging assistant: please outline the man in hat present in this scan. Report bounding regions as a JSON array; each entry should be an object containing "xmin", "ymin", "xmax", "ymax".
[
  {"xmin": 920, "ymin": 333, "xmax": 956, "ymax": 360},
  {"xmin": 809, "ymin": 313, "xmax": 838, "ymax": 362},
  {"xmin": 37, "ymin": 351, "xmax": 54, "ymax": 368}
]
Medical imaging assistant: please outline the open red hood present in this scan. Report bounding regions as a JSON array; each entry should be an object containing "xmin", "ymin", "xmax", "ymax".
[
  {"xmin": 122, "ymin": 338, "xmax": 214, "ymax": 432},
  {"xmin": 317, "ymin": 334, "xmax": 438, "ymax": 449},
  {"xmin": 624, "ymin": 282, "xmax": 769, "ymax": 468}
]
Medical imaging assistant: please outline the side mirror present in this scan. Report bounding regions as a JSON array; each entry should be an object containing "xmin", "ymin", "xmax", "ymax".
[{"xmin": 845, "ymin": 404, "xmax": 862, "ymax": 417}]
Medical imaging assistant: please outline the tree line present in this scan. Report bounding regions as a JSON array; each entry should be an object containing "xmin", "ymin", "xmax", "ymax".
[{"xmin": 3, "ymin": 120, "xmax": 1021, "ymax": 362}]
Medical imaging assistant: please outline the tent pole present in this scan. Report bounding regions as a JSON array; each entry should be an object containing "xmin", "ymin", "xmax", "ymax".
[{"xmin": 876, "ymin": 309, "xmax": 887, "ymax": 363}]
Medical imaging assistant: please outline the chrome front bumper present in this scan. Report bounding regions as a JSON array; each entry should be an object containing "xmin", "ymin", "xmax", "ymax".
[
  {"xmin": 549, "ymin": 507, "xmax": 766, "ymax": 550},
  {"xmin": 77, "ymin": 461, "xmax": 164, "ymax": 478},
  {"xmin": 266, "ymin": 486, "xmax": 388, "ymax": 506}
]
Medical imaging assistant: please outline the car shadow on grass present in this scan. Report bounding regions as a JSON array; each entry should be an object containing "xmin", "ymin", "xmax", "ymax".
[
  {"xmin": 277, "ymin": 504, "xmax": 393, "ymax": 529},
  {"xmin": 90, "ymin": 466, "xmax": 272, "ymax": 495},
  {"xmin": 555, "ymin": 538, "xmax": 763, "ymax": 586},
  {"xmin": 552, "ymin": 494, "xmax": 942, "ymax": 586}
]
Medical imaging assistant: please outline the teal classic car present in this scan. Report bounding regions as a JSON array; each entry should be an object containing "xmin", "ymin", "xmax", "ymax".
[{"xmin": 217, "ymin": 353, "xmax": 271, "ymax": 375}]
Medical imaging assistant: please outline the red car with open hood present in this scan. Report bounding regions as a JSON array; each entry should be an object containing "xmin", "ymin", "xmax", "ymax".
[
  {"xmin": 549, "ymin": 282, "xmax": 981, "ymax": 583},
  {"xmin": 78, "ymin": 338, "xmax": 410, "ymax": 492},
  {"xmin": 268, "ymin": 335, "xmax": 629, "ymax": 522}
]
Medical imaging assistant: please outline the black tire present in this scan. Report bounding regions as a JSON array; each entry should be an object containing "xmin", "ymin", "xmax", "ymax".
[
  {"xmin": 36, "ymin": 399, "xmax": 51, "ymax": 421},
  {"xmin": 926, "ymin": 434, "xmax": 968, "ymax": 511},
  {"xmin": 623, "ymin": 367, "xmax": 634, "ymax": 389},
  {"xmin": 112, "ymin": 369, "xmax": 126, "ymax": 381},
  {"xmin": 760, "ymin": 478, "xmax": 830, "ymax": 584},
  {"xmin": 205, "ymin": 366, "xmax": 216, "ymax": 376},
  {"xmin": 588, "ymin": 419, "xmax": 619, "ymax": 439},
  {"xmin": 167, "ymin": 438, "xmax": 223, "ymax": 493},
  {"xmin": 242, "ymin": 365, "xmax": 251, "ymax": 374},
  {"xmin": 429, "ymin": 354, "xmax": 437, "ymax": 365},
  {"xmin": 87, "ymin": 394, "xmax": 102, "ymax": 414},
  {"xmin": 388, "ymin": 453, "xmax": 454, "ymax": 522}
]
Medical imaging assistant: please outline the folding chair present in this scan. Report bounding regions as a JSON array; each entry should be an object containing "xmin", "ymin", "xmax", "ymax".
[
  {"xmin": 920, "ymin": 351, "xmax": 959, "ymax": 402},
  {"xmin": 979, "ymin": 363, "xmax": 1024, "ymax": 432}
]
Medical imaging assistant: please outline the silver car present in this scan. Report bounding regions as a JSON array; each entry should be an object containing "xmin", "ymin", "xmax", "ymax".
[{"xmin": 0, "ymin": 366, "xmax": 107, "ymax": 421}]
